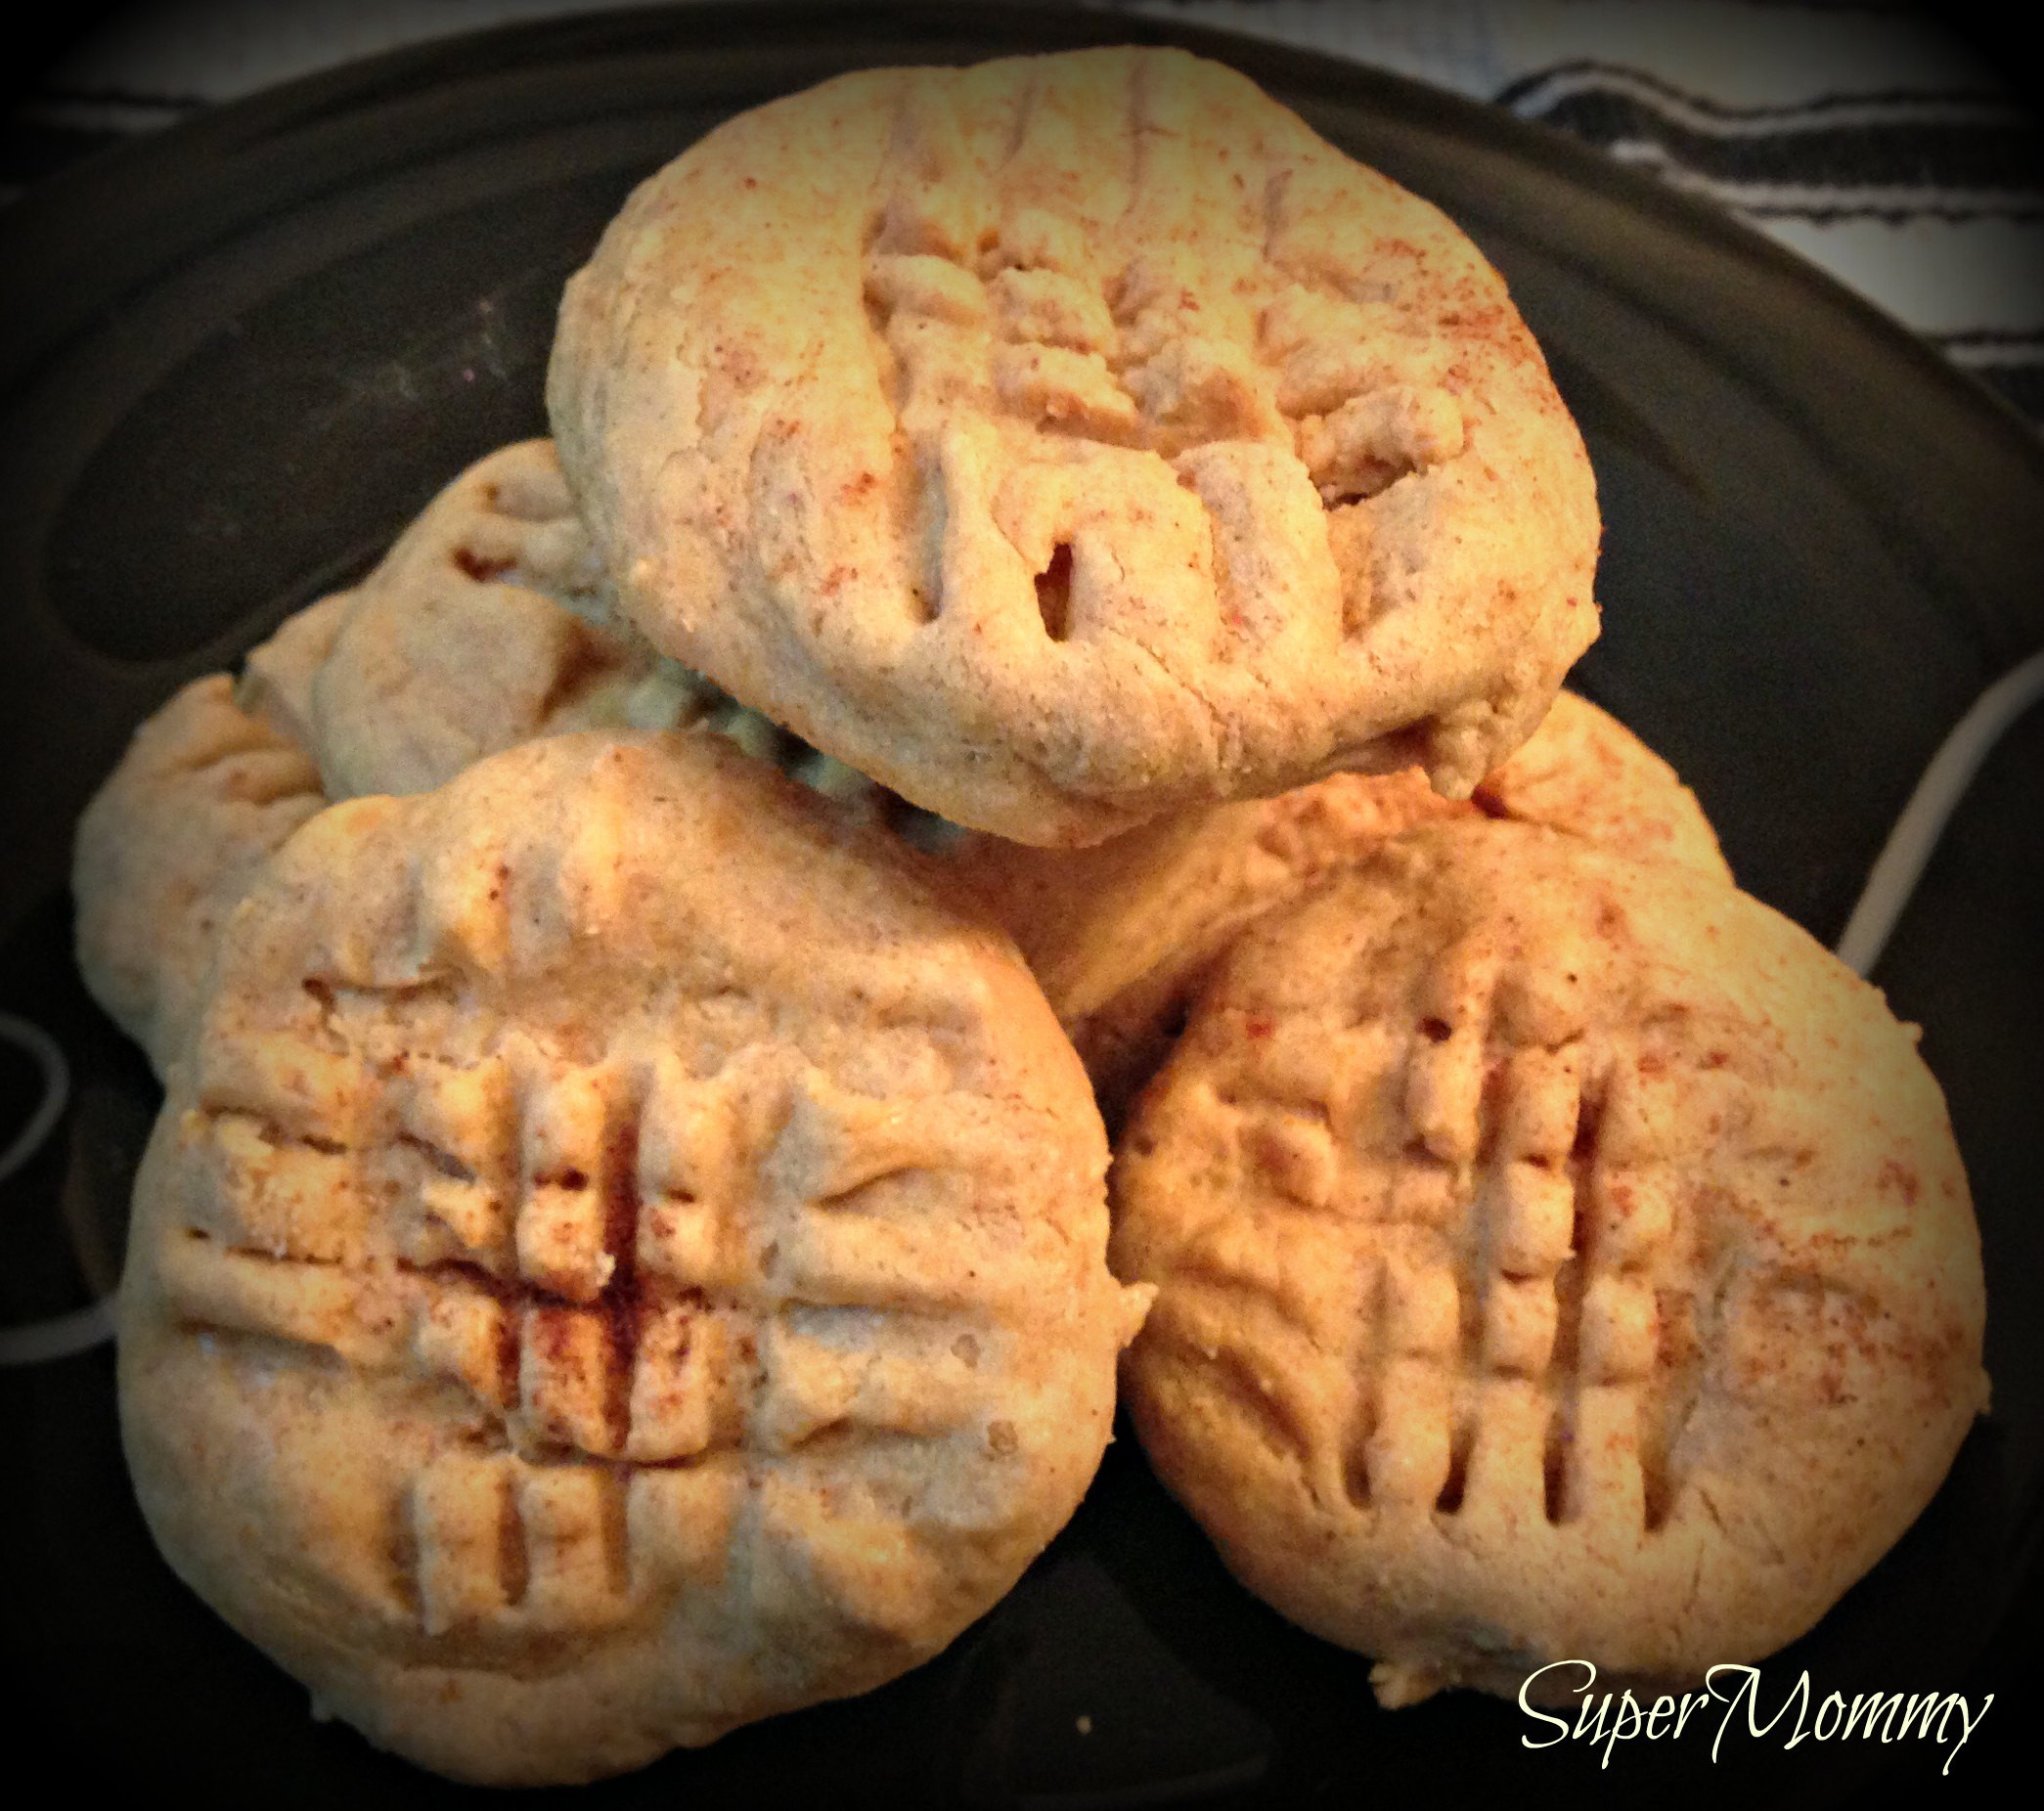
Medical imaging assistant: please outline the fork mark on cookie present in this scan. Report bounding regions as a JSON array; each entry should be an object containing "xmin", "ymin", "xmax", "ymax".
[
  {"xmin": 162, "ymin": 900, "xmax": 1067, "ymax": 1642},
  {"xmin": 1202, "ymin": 936, "xmax": 1709, "ymax": 1537},
  {"xmin": 854, "ymin": 58, "xmax": 1474, "ymax": 665}
]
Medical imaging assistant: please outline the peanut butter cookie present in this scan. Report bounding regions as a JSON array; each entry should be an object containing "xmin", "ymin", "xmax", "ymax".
[
  {"xmin": 1111, "ymin": 819, "xmax": 1984, "ymax": 1704},
  {"xmin": 118, "ymin": 729, "xmax": 1147, "ymax": 1784},
  {"xmin": 549, "ymin": 48, "xmax": 1600, "ymax": 844},
  {"xmin": 308, "ymin": 441, "xmax": 708, "ymax": 799},
  {"xmin": 73, "ymin": 676, "xmax": 326, "ymax": 1076}
]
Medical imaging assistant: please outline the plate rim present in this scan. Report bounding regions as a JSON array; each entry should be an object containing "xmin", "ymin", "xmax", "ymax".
[{"xmin": 4, "ymin": 0, "xmax": 2043, "ymax": 486}]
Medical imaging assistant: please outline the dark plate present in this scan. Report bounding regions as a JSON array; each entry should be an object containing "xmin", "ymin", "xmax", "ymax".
[{"xmin": 2, "ymin": 4, "xmax": 2040, "ymax": 1804}]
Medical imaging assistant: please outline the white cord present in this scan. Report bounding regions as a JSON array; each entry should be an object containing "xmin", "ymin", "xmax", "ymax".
[
  {"xmin": 0, "ymin": 1297, "xmax": 119, "ymax": 1367},
  {"xmin": 0, "ymin": 1011, "xmax": 116, "ymax": 1368},
  {"xmin": 1835, "ymin": 647, "xmax": 2044, "ymax": 978},
  {"xmin": 0, "ymin": 1012, "xmax": 68, "ymax": 1185}
]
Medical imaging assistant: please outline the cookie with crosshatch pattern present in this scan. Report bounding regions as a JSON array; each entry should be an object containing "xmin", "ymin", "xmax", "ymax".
[
  {"xmin": 1110, "ymin": 818, "xmax": 1985, "ymax": 1705},
  {"xmin": 116, "ymin": 729, "xmax": 1147, "ymax": 1785},
  {"xmin": 548, "ymin": 47, "xmax": 1599, "ymax": 846}
]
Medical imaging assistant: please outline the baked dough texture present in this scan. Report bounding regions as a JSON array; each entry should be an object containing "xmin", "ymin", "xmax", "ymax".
[
  {"xmin": 1471, "ymin": 688, "xmax": 1724, "ymax": 882},
  {"xmin": 948, "ymin": 690, "xmax": 1727, "ymax": 1115},
  {"xmin": 73, "ymin": 445, "xmax": 699, "ymax": 1081},
  {"xmin": 73, "ymin": 675, "xmax": 327, "ymax": 1077},
  {"xmin": 308, "ymin": 440, "xmax": 709, "ymax": 800},
  {"xmin": 1110, "ymin": 819, "xmax": 1985, "ymax": 1705},
  {"xmin": 549, "ymin": 47, "xmax": 1600, "ymax": 845},
  {"xmin": 238, "ymin": 591, "xmax": 350, "ymax": 749},
  {"xmin": 118, "ymin": 729, "xmax": 1147, "ymax": 1784}
]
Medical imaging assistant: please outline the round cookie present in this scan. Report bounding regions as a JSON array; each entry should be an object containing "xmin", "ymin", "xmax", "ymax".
[
  {"xmin": 549, "ymin": 47, "xmax": 1600, "ymax": 845},
  {"xmin": 1110, "ymin": 819, "xmax": 1985, "ymax": 1705},
  {"xmin": 308, "ymin": 440, "xmax": 710, "ymax": 800},
  {"xmin": 117, "ymin": 729, "xmax": 1148, "ymax": 1785},
  {"xmin": 947, "ymin": 691, "xmax": 1727, "ymax": 1116},
  {"xmin": 73, "ymin": 675, "xmax": 327, "ymax": 1077}
]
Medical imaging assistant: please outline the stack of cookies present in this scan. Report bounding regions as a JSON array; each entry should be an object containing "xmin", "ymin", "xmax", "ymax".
[{"xmin": 74, "ymin": 48, "xmax": 1987, "ymax": 1787}]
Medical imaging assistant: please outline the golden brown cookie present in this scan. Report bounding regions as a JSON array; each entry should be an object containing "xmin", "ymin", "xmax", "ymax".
[
  {"xmin": 238, "ymin": 592, "xmax": 350, "ymax": 748},
  {"xmin": 1110, "ymin": 819, "xmax": 1985, "ymax": 1706},
  {"xmin": 117, "ymin": 729, "xmax": 1147, "ymax": 1784},
  {"xmin": 1471, "ymin": 689, "xmax": 1725, "ymax": 883},
  {"xmin": 947, "ymin": 691, "xmax": 1726, "ymax": 1116},
  {"xmin": 72, "ymin": 444, "xmax": 838, "ymax": 1088},
  {"xmin": 549, "ymin": 47, "xmax": 1599, "ymax": 845},
  {"xmin": 72, "ymin": 676, "xmax": 326, "ymax": 1077},
  {"xmin": 308, "ymin": 441, "xmax": 710, "ymax": 799}
]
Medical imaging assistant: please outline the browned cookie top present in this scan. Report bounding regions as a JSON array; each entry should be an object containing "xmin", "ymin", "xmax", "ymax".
[
  {"xmin": 118, "ymin": 729, "xmax": 1145, "ymax": 1784},
  {"xmin": 1111, "ymin": 819, "xmax": 1984, "ymax": 1705},
  {"xmin": 550, "ymin": 48, "xmax": 1599, "ymax": 844}
]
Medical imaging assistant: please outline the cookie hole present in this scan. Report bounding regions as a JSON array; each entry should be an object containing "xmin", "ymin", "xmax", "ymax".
[
  {"xmin": 1200, "ymin": 1347, "xmax": 1309, "ymax": 1463},
  {"xmin": 1342, "ymin": 1392, "xmax": 1377, "ymax": 1509},
  {"xmin": 1434, "ymin": 1417, "xmax": 1474, "ymax": 1515},
  {"xmin": 1641, "ymin": 1450, "xmax": 1675, "ymax": 1533},
  {"xmin": 494, "ymin": 1300, "xmax": 521, "ymax": 1408},
  {"xmin": 1550, "ymin": 1259, "xmax": 1584, "ymax": 1377},
  {"xmin": 1371, "ymin": 718, "xmax": 1439, "ymax": 773},
  {"xmin": 537, "ymin": 1168, "xmax": 589, "ymax": 1192},
  {"xmin": 496, "ymin": 1467, "xmax": 530, "ymax": 1608},
  {"xmin": 1419, "ymin": 1017, "xmax": 1451, "ymax": 1044},
  {"xmin": 248, "ymin": 1118, "xmax": 344, "ymax": 1158},
  {"xmin": 1541, "ymin": 1409, "xmax": 1572, "ymax": 1524},
  {"xmin": 1034, "ymin": 543, "xmax": 1074, "ymax": 641},
  {"xmin": 1571, "ymin": 1090, "xmax": 1603, "ymax": 1162},
  {"xmin": 1314, "ymin": 461, "xmax": 1404, "ymax": 510},
  {"xmin": 600, "ymin": 1113, "xmax": 643, "ymax": 1453},
  {"xmin": 453, "ymin": 547, "xmax": 515, "ymax": 584},
  {"xmin": 1342, "ymin": 1446, "xmax": 1372, "ymax": 1510}
]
